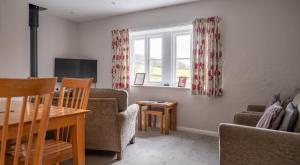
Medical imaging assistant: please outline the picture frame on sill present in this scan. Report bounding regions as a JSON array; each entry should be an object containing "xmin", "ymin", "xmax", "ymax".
[
  {"xmin": 134, "ymin": 73, "xmax": 146, "ymax": 85},
  {"xmin": 178, "ymin": 77, "xmax": 187, "ymax": 87}
]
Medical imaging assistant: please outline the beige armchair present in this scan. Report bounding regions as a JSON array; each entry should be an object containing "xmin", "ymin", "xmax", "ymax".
[
  {"xmin": 219, "ymin": 105, "xmax": 300, "ymax": 165},
  {"xmin": 84, "ymin": 88, "xmax": 139, "ymax": 160}
]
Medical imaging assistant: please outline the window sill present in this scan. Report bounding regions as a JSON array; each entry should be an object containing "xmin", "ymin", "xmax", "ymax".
[{"xmin": 131, "ymin": 84, "xmax": 190, "ymax": 90}]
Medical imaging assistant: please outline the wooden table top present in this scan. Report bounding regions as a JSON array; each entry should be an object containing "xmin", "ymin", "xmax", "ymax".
[
  {"xmin": 136, "ymin": 100, "xmax": 177, "ymax": 107},
  {"xmin": 0, "ymin": 101, "xmax": 89, "ymax": 126}
]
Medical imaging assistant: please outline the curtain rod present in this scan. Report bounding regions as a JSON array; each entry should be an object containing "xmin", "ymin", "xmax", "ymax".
[{"xmin": 129, "ymin": 21, "xmax": 193, "ymax": 32}]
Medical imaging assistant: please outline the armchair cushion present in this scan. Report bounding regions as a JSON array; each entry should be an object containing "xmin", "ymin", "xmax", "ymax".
[
  {"xmin": 246, "ymin": 105, "xmax": 266, "ymax": 112},
  {"xmin": 233, "ymin": 111, "xmax": 263, "ymax": 127}
]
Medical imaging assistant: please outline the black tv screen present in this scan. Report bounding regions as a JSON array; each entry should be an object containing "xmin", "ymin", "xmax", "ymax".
[{"xmin": 55, "ymin": 58, "xmax": 97, "ymax": 82}]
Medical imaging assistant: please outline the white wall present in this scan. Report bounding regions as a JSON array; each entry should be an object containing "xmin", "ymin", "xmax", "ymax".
[
  {"xmin": 78, "ymin": 0, "xmax": 300, "ymax": 132},
  {"xmin": 0, "ymin": 1, "xmax": 80, "ymax": 78},
  {"xmin": 0, "ymin": 0, "xmax": 29, "ymax": 78},
  {"xmin": 38, "ymin": 13, "xmax": 79, "ymax": 77}
]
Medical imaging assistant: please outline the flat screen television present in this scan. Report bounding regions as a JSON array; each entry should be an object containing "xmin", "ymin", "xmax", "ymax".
[{"xmin": 54, "ymin": 58, "xmax": 97, "ymax": 82}]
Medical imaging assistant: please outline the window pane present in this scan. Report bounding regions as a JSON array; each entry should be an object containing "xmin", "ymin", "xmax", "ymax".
[
  {"xmin": 150, "ymin": 38, "xmax": 162, "ymax": 59},
  {"xmin": 149, "ymin": 59, "xmax": 162, "ymax": 82},
  {"xmin": 134, "ymin": 40, "xmax": 145, "ymax": 55},
  {"xmin": 133, "ymin": 39, "xmax": 145, "ymax": 73},
  {"xmin": 176, "ymin": 35, "xmax": 191, "ymax": 58},
  {"xmin": 134, "ymin": 57, "xmax": 145, "ymax": 73},
  {"xmin": 176, "ymin": 59, "xmax": 191, "ymax": 80}
]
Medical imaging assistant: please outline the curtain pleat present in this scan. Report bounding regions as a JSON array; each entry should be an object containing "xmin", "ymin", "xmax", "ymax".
[
  {"xmin": 192, "ymin": 17, "xmax": 223, "ymax": 96},
  {"xmin": 112, "ymin": 29, "xmax": 130, "ymax": 90}
]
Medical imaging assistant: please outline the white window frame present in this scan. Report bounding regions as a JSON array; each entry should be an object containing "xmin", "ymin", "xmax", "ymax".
[
  {"xmin": 171, "ymin": 31, "xmax": 193, "ymax": 87},
  {"xmin": 130, "ymin": 25, "xmax": 192, "ymax": 87},
  {"xmin": 147, "ymin": 34, "xmax": 165, "ymax": 85}
]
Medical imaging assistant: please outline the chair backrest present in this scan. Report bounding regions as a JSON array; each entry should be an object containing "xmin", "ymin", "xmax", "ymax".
[
  {"xmin": 0, "ymin": 78, "xmax": 56, "ymax": 165},
  {"xmin": 56, "ymin": 78, "xmax": 92, "ymax": 142},
  {"xmin": 58, "ymin": 78, "xmax": 93, "ymax": 110}
]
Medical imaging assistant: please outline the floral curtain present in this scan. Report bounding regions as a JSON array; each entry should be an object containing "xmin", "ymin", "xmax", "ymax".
[
  {"xmin": 192, "ymin": 17, "xmax": 222, "ymax": 96},
  {"xmin": 112, "ymin": 29, "xmax": 130, "ymax": 90}
]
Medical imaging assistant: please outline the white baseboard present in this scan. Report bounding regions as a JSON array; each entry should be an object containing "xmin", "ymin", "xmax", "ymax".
[
  {"xmin": 137, "ymin": 123, "xmax": 219, "ymax": 137},
  {"xmin": 177, "ymin": 126, "xmax": 219, "ymax": 137}
]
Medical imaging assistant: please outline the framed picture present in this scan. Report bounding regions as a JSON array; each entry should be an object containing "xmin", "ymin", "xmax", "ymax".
[
  {"xmin": 134, "ymin": 73, "xmax": 146, "ymax": 85},
  {"xmin": 178, "ymin": 77, "xmax": 187, "ymax": 87}
]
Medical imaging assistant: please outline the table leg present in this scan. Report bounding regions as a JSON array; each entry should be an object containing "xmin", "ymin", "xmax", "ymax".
[
  {"xmin": 148, "ymin": 115, "xmax": 152, "ymax": 127},
  {"xmin": 72, "ymin": 114, "xmax": 85, "ymax": 165},
  {"xmin": 165, "ymin": 108, "xmax": 170, "ymax": 135},
  {"xmin": 147, "ymin": 105, "xmax": 152, "ymax": 127},
  {"xmin": 138, "ymin": 105, "xmax": 142, "ymax": 131},
  {"xmin": 172, "ymin": 106, "xmax": 177, "ymax": 131},
  {"xmin": 153, "ymin": 116, "xmax": 157, "ymax": 128}
]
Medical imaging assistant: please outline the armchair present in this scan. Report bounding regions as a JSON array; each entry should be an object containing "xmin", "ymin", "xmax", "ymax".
[
  {"xmin": 219, "ymin": 105, "xmax": 300, "ymax": 165},
  {"xmin": 82, "ymin": 89, "xmax": 138, "ymax": 160}
]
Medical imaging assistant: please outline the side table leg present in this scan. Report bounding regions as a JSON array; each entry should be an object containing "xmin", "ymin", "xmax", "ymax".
[
  {"xmin": 138, "ymin": 105, "xmax": 142, "ymax": 131},
  {"xmin": 172, "ymin": 106, "xmax": 177, "ymax": 131},
  {"xmin": 165, "ymin": 108, "xmax": 170, "ymax": 135},
  {"xmin": 147, "ymin": 105, "xmax": 152, "ymax": 127}
]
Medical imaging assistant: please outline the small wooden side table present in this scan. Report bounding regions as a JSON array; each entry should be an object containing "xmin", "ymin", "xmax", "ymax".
[{"xmin": 136, "ymin": 101, "xmax": 177, "ymax": 135}]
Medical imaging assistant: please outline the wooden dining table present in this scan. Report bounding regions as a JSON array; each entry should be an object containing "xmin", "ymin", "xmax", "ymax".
[{"xmin": 0, "ymin": 100, "xmax": 89, "ymax": 165}]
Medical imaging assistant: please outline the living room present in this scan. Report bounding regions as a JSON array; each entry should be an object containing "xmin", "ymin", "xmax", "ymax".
[{"xmin": 0, "ymin": 0, "xmax": 300, "ymax": 164}]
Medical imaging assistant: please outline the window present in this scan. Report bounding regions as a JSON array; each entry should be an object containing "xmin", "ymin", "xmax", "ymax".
[
  {"xmin": 149, "ymin": 37, "xmax": 162, "ymax": 82},
  {"xmin": 174, "ymin": 34, "xmax": 191, "ymax": 84},
  {"xmin": 130, "ymin": 25, "xmax": 192, "ymax": 87},
  {"xmin": 133, "ymin": 39, "xmax": 145, "ymax": 73}
]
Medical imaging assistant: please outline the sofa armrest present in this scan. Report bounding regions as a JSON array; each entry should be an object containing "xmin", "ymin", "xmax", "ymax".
[
  {"xmin": 116, "ymin": 104, "xmax": 139, "ymax": 150},
  {"xmin": 246, "ymin": 105, "xmax": 266, "ymax": 112},
  {"xmin": 219, "ymin": 123, "xmax": 300, "ymax": 165},
  {"xmin": 233, "ymin": 111, "xmax": 263, "ymax": 127}
]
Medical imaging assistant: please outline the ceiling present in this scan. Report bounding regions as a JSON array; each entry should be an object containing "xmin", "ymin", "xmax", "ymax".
[{"xmin": 29, "ymin": 0, "xmax": 198, "ymax": 22}]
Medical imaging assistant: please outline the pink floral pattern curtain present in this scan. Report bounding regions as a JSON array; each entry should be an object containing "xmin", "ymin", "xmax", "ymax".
[
  {"xmin": 112, "ymin": 29, "xmax": 130, "ymax": 90},
  {"xmin": 192, "ymin": 17, "xmax": 222, "ymax": 96}
]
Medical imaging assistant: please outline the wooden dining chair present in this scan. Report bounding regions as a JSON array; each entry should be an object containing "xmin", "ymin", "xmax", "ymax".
[
  {"xmin": 0, "ymin": 78, "xmax": 56, "ymax": 165},
  {"xmin": 45, "ymin": 78, "xmax": 93, "ymax": 164}
]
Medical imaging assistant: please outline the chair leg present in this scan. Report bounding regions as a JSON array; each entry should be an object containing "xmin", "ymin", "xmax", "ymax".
[
  {"xmin": 160, "ymin": 113, "xmax": 164, "ymax": 134},
  {"xmin": 144, "ymin": 112, "xmax": 147, "ymax": 131},
  {"xmin": 130, "ymin": 136, "xmax": 135, "ymax": 144},
  {"xmin": 117, "ymin": 151, "xmax": 123, "ymax": 160}
]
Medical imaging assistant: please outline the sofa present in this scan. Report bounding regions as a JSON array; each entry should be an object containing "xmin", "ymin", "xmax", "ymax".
[
  {"xmin": 53, "ymin": 88, "xmax": 139, "ymax": 160},
  {"xmin": 219, "ymin": 105, "xmax": 300, "ymax": 165}
]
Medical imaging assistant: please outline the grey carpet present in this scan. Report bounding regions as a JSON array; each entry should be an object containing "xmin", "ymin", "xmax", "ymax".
[{"xmin": 63, "ymin": 129, "xmax": 219, "ymax": 165}]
